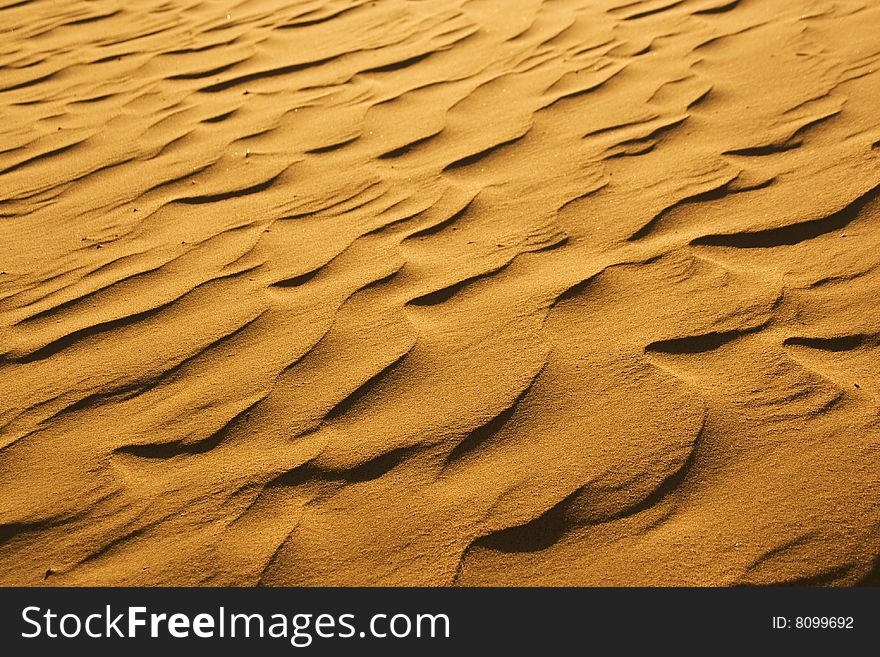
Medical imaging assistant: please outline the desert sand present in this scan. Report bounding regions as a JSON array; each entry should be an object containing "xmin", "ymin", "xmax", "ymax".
[{"xmin": 0, "ymin": 0, "xmax": 878, "ymax": 586}]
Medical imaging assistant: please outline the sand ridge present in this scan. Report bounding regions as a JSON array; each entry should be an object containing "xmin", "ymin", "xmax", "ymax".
[{"xmin": 0, "ymin": 0, "xmax": 879, "ymax": 585}]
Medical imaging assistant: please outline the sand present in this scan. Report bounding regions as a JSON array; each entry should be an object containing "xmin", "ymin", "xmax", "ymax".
[{"xmin": 0, "ymin": 0, "xmax": 878, "ymax": 586}]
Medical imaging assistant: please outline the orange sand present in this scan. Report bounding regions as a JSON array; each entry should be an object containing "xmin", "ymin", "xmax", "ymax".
[{"xmin": 1, "ymin": 0, "xmax": 878, "ymax": 585}]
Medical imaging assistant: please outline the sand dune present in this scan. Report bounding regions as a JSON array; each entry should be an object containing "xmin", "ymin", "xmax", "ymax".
[{"xmin": 1, "ymin": 0, "xmax": 878, "ymax": 586}]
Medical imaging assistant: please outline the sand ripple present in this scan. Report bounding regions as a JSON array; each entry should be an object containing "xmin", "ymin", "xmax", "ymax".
[{"xmin": 1, "ymin": 0, "xmax": 878, "ymax": 585}]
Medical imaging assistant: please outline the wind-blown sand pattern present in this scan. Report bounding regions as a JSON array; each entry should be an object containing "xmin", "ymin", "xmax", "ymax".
[{"xmin": 1, "ymin": 0, "xmax": 879, "ymax": 586}]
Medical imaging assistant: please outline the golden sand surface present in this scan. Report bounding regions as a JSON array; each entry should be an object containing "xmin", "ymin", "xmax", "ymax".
[{"xmin": 1, "ymin": 0, "xmax": 878, "ymax": 585}]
